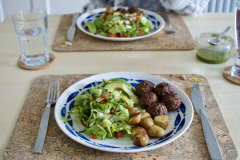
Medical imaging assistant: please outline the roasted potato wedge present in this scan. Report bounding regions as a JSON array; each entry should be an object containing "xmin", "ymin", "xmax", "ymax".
[
  {"xmin": 128, "ymin": 107, "xmax": 140, "ymax": 117},
  {"xmin": 141, "ymin": 112, "xmax": 151, "ymax": 120},
  {"xmin": 154, "ymin": 115, "xmax": 170, "ymax": 130},
  {"xmin": 99, "ymin": 12, "xmax": 107, "ymax": 19},
  {"xmin": 106, "ymin": 6, "xmax": 114, "ymax": 14},
  {"xmin": 147, "ymin": 125, "xmax": 165, "ymax": 138},
  {"xmin": 105, "ymin": 13, "xmax": 112, "ymax": 20},
  {"xmin": 128, "ymin": 112, "xmax": 141, "ymax": 125},
  {"xmin": 131, "ymin": 126, "xmax": 149, "ymax": 146},
  {"xmin": 139, "ymin": 117, "xmax": 154, "ymax": 130}
]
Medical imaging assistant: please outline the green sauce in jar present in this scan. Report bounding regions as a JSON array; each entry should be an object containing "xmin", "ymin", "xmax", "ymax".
[{"xmin": 195, "ymin": 33, "xmax": 234, "ymax": 64}]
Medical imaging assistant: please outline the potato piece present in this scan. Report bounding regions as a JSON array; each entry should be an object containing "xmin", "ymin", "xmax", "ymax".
[
  {"xmin": 147, "ymin": 125, "xmax": 165, "ymax": 138},
  {"xmin": 154, "ymin": 115, "xmax": 170, "ymax": 130},
  {"xmin": 105, "ymin": 13, "xmax": 112, "ymax": 20},
  {"xmin": 141, "ymin": 112, "xmax": 151, "ymax": 120},
  {"xmin": 131, "ymin": 126, "xmax": 149, "ymax": 146},
  {"xmin": 99, "ymin": 12, "xmax": 107, "ymax": 19},
  {"xmin": 139, "ymin": 117, "xmax": 154, "ymax": 130},
  {"xmin": 106, "ymin": 6, "xmax": 114, "ymax": 14},
  {"xmin": 128, "ymin": 112, "xmax": 141, "ymax": 125},
  {"xmin": 128, "ymin": 107, "xmax": 140, "ymax": 117}
]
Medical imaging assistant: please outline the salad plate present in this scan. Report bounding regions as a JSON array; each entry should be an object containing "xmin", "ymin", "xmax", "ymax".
[
  {"xmin": 55, "ymin": 72, "xmax": 194, "ymax": 153},
  {"xmin": 76, "ymin": 7, "xmax": 165, "ymax": 41}
]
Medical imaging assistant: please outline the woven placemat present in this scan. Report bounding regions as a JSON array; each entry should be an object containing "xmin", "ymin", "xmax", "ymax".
[
  {"xmin": 4, "ymin": 74, "xmax": 237, "ymax": 159},
  {"xmin": 52, "ymin": 13, "xmax": 196, "ymax": 52}
]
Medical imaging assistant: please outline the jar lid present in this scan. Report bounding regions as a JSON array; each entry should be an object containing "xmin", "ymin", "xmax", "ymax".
[{"xmin": 195, "ymin": 32, "xmax": 235, "ymax": 50}]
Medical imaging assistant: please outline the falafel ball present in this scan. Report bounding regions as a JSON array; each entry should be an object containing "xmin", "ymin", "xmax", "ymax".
[
  {"xmin": 140, "ymin": 92, "xmax": 159, "ymax": 109},
  {"xmin": 127, "ymin": 7, "xmax": 139, "ymax": 13},
  {"xmin": 154, "ymin": 82, "xmax": 174, "ymax": 100},
  {"xmin": 116, "ymin": 7, "xmax": 126, "ymax": 13},
  {"xmin": 162, "ymin": 93, "xmax": 181, "ymax": 111},
  {"xmin": 135, "ymin": 81, "xmax": 154, "ymax": 97},
  {"xmin": 146, "ymin": 102, "xmax": 168, "ymax": 118}
]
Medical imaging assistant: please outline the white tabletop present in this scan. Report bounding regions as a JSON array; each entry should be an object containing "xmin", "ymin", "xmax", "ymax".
[{"xmin": 0, "ymin": 13, "xmax": 239, "ymax": 159}]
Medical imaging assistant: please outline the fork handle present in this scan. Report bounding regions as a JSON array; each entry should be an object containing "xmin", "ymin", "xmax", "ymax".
[
  {"xmin": 33, "ymin": 103, "xmax": 51, "ymax": 153},
  {"xmin": 162, "ymin": 12, "xmax": 170, "ymax": 25}
]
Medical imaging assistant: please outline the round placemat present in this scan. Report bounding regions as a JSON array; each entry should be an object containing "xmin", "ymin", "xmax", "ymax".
[
  {"xmin": 17, "ymin": 53, "xmax": 55, "ymax": 70},
  {"xmin": 223, "ymin": 65, "xmax": 240, "ymax": 85}
]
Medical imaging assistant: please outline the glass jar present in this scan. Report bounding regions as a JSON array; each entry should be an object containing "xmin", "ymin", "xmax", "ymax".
[{"xmin": 195, "ymin": 33, "xmax": 235, "ymax": 64}]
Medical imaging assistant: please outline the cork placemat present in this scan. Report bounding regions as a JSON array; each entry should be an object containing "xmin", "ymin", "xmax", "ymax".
[
  {"xmin": 52, "ymin": 13, "xmax": 196, "ymax": 52},
  {"xmin": 4, "ymin": 74, "xmax": 237, "ymax": 160}
]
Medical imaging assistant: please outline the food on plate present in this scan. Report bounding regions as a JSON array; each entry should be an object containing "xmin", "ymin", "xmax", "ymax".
[
  {"xmin": 146, "ymin": 102, "xmax": 168, "ymax": 118},
  {"xmin": 141, "ymin": 112, "xmax": 151, "ymax": 119},
  {"xmin": 84, "ymin": 6, "xmax": 152, "ymax": 38},
  {"xmin": 154, "ymin": 115, "xmax": 170, "ymax": 130},
  {"xmin": 135, "ymin": 80, "xmax": 154, "ymax": 97},
  {"xmin": 139, "ymin": 92, "xmax": 159, "ymax": 109},
  {"xmin": 67, "ymin": 83, "xmax": 135, "ymax": 140},
  {"xmin": 128, "ymin": 112, "xmax": 142, "ymax": 125},
  {"xmin": 104, "ymin": 80, "xmax": 139, "ymax": 105},
  {"xmin": 128, "ymin": 107, "xmax": 140, "ymax": 117},
  {"xmin": 93, "ymin": 18, "xmax": 106, "ymax": 29},
  {"xmin": 84, "ymin": 21, "xmax": 97, "ymax": 34},
  {"xmin": 106, "ymin": 6, "xmax": 114, "ymax": 14},
  {"xmin": 162, "ymin": 93, "xmax": 181, "ymax": 111},
  {"xmin": 154, "ymin": 82, "xmax": 174, "ymax": 100},
  {"xmin": 103, "ymin": 78, "xmax": 136, "ymax": 94},
  {"xmin": 147, "ymin": 125, "xmax": 165, "ymax": 138},
  {"xmin": 139, "ymin": 117, "xmax": 154, "ymax": 130},
  {"xmin": 131, "ymin": 126, "xmax": 150, "ymax": 146}
]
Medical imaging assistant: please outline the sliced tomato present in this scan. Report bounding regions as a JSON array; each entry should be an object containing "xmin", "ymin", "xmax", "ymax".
[
  {"xmin": 100, "ymin": 125, "xmax": 103, "ymax": 127},
  {"xmin": 126, "ymin": 105, "xmax": 129, "ymax": 109},
  {"xmin": 117, "ymin": 33, "xmax": 124, "ymax": 38},
  {"xmin": 102, "ymin": 92, "xmax": 109, "ymax": 98},
  {"xmin": 111, "ymin": 110, "xmax": 115, "ymax": 113},
  {"xmin": 90, "ymin": 98, "xmax": 94, "ymax": 102},
  {"xmin": 107, "ymin": 113, "xmax": 110, "ymax": 116},
  {"xmin": 116, "ymin": 131, "xmax": 122, "ymax": 138},
  {"xmin": 109, "ymin": 34, "xmax": 117, "ymax": 38},
  {"xmin": 139, "ymin": 31, "xmax": 144, "ymax": 34},
  {"xmin": 92, "ymin": 135, "xmax": 97, "ymax": 139},
  {"xmin": 120, "ymin": 13, "xmax": 123, "ymax": 17},
  {"xmin": 120, "ymin": 98, "xmax": 124, "ymax": 101},
  {"xmin": 127, "ymin": 17, "xmax": 131, "ymax": 22},
  {"xmin": 100, "ymin": 101, "xmax": 107, "ymax": 104}
]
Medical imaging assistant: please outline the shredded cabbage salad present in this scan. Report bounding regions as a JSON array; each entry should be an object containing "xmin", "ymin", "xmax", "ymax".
[{"xmin": 61, "ymin": 83, "xmax": 135, "ymax": 140}]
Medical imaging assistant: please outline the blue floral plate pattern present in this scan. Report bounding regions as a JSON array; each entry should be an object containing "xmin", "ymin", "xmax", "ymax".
[
  {"xmin": 55, "ymin": 72, "xmax": 194, "ymax": 152},
  {"xmin": 76, "ymin": 7, "xmax": 165, "ymax": 41}
]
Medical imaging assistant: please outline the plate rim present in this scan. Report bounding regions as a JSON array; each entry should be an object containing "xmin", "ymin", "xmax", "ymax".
[
  {"xmin": 76, "ymin": 7, "xmax": 165, "ymax": 41},
  {"xmin": 54, "ymin": 72, "xmax": 194, "ymax": 153}
]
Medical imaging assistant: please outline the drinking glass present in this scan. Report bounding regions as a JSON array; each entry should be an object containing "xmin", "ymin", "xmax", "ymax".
[
  {"xmin": 230, "ymin": 1, "xmax": 240, "ymax": 78},
  {"xmin": 12, "ymin": 9, "xmax": 49, "ymax": 66}
]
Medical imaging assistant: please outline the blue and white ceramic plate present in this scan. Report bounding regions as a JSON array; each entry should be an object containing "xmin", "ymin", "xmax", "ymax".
[
  {"xmin": 76, "ymin": 7, "xmax": 165, "ymax": 41},
  {"xmin": 55, "ymin": 72, "xmax": 193, "ymax": 152}
]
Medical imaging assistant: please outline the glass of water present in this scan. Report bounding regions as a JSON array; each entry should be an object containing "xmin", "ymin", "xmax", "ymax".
[{"xmin": 12, "ymin": 9, "xmax": 49, "ymax": 66}]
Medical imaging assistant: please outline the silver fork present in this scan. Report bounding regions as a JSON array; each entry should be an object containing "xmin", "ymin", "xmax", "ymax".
[
  {"xmin": 162, "ymin": 12, "xmax": 175, "ymax": 34},
  {"xmin": 33, "ymin": 80, "xmax": 60, "ymax": 153}
]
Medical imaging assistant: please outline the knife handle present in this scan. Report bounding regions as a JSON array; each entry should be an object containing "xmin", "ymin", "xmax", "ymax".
[{"xmin": 199, "ymin": 109, "xmax": 223, "ymax": 160}]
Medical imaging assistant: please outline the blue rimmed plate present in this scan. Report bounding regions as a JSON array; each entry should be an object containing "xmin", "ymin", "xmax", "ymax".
[
  {"xmin": 76, "ymin": 7, "xmax": 165, "ymax": 41},
  {"xmin": 54, "ymin": 72, "xmax": 193, "ymax": 152}
]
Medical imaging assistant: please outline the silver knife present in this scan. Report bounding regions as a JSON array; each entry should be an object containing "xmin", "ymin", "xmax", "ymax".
[
  {"xmin": 67, "ymin": 12, "xmax": 80, "ymax": 42},
  {"xmin": 191, "ymin": 84, "xmax": 223, "ymax": 160}
]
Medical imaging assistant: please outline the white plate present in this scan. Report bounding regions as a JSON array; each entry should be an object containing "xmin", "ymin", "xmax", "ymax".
[
  {"xmin": 55, "ymin": 72, "xmax": 194, "ymax": 153},
  {"xmin": 77, "ymin": 7, "xmax": 165, "ymax": 41}
]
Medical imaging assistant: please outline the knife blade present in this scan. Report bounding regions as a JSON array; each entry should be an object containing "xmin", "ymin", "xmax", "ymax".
[
  {"xmin": 67, "ymin": 12, "xmax": 80, "ymax": 42},
  {"xmin": 191, "ymin": 84, "xmax": 223, "ymax": 160}
]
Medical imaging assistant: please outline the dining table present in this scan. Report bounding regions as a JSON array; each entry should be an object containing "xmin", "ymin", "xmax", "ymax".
[{"xmin": 0, "ymin": 12, "xmax": 239, "ymax": 160}]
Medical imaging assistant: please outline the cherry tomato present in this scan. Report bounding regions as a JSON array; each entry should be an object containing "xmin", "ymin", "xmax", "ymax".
[
  {"xmin": 111, "ymin": 110, "xmax": 115, "ymax": 113},
  {"xmin": 116, "ymin": 131, "xmax": 122, "ymax": 138},
  {"xmin": 92, "ymin": 135, "xmax": 96, "ymax": 139},
  {"xmin": 126, "ymin": 105, "xmax": 129, "ymax": 109},
  {"xmin": 109, "ymin": 34, "xmax": 117, "ymax": 38},
  {"xmin": 90, "ymin": 98, "xmax": 94, "ymax": 102},
  {"xmin": 100, "ymin": 101, "xmax": 107, "ymax": 104},
  {"xmin": 139, "ymin": 31, "xmax": 144, "ymax": 34}
]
